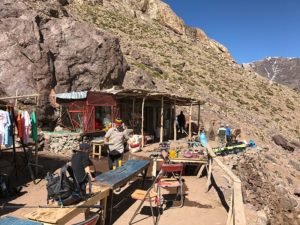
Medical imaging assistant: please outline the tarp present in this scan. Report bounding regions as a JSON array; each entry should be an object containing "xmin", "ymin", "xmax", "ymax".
[{"xmin": 56, "ymin": 91, "xmax": 87, "ymax": 100}]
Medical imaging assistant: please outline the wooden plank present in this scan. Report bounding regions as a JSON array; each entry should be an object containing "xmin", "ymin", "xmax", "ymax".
[
  {"xmin": 141, "ymin": 97, "xmax": 145, "ymax": 148},
  {"xmin": 25, "ymin": 186, "xmax": 110, "ymax": 225},
  {"xmin": 0, "ymin": 94, "xmax": 39, "ymax": 100},
  {"xmin": 197, "ymin": 164, "xmax": 206, "ymax": 178},
  {"xmin": 188, "ymin": 103, "xmax": 192, "ymax": 140},
  {"xmin": 94, "ymin": 160, "xmax": 150, "ymax": 189},
  {"xmin": 173, "ymin": 101, "xmax": 177, "ymax": 142},
  {"xmin": 197, "ymin": 103, "xmax": 201, "ymax": 135},
  {"xmin": 233, "ymin": 182, "xmax": 247, "ymax": 225},
  {"xmin": 160, "ymin": 96, "xmax": 164, "ymax": 143},
  {"xmin": 206, "ymin": 157, "xmax": 213, "ymax": 192},
  {"xmin": 226, "ymin": 189, "xmax": 234, "ymax": 225}
]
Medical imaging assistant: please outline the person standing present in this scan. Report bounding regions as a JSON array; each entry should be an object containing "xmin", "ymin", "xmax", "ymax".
[
  {"xmin": 104, "ymin": 118, "xmax": 128, "ymax": 170},
  {"xmin": 177, "ymin": 111, "xmax": 186, "ymax": 134},
  {"xmin": 225, "ymin": 124, "xmax": 231, "ymax": 145},
  {"xmin": 217, "ymin": 124, "xmax": 226, "ymax": 147}
]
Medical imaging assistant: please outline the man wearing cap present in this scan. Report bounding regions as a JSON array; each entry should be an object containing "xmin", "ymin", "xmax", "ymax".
[
  {"xmin": 104, "ymin": 118, "xmax": 129, "ymax": 170},
  {"xmin": 70, "ymin": 143, "xmax": 94, "ymax": 194}
]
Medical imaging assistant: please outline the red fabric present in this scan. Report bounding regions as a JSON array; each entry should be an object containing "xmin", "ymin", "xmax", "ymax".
[
  {"xmin": 95, "ymin": 120, "xmax": 102, "ymax": 130},
  {"xmin": 17, "ymin": 113, "xmax": 23, "ymax": 138},
  {"xmin": 130, "ymin": 143, "xmax": 140, "ymax": 148}
]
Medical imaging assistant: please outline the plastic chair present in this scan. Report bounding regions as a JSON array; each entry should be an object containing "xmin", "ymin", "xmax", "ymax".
[
  {"xmin": 73, "ymin": 214, "xmax": 99, "ymax": 225},
  {"xmin": 157, "ymin": 163, "xmax": 184, "ymax": 208},
  {"xmin": 129, "ymin": 172, "xmax": 163, "ymax": 225}
]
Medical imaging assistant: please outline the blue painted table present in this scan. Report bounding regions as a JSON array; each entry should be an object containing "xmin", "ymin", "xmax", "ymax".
[
  {"xmin": 0, "ymin": 216, "xmax": 43, "ymax": 225},
  {"xmin": 94, "ymin": 159, "xmax": 150, "ymax": 225}
]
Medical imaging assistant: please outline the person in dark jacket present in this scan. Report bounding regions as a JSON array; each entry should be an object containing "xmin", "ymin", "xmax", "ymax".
[
  {"xmin": 70, "ymin": 143, "xmax": 94, "ymax": 195},
  {"xmin": 177, "ymin": 111, "xmax": 186, "ymax": 134}
]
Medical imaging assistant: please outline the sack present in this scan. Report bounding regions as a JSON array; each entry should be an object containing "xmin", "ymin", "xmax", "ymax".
[
  {"xmin": 45, "ymin": 166, "xmax": 82, "ymax": 206},
  {"xmin": 0, "ymin": 174, "xmax": 9, "ymax": 198}
]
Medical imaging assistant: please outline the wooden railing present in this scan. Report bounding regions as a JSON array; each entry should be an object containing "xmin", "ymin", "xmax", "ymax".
[{"xmin": 206, "ymin": 146, "xmax": 247, "ymax": 225}]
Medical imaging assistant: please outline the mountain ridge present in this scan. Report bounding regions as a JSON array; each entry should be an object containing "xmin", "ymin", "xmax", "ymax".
[{"xmin": 242, "ymin": 57, "xmax": 300, "ymax": 91}]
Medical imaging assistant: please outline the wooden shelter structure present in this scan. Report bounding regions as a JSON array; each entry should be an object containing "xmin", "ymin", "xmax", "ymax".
[{"xmin": 55, "ymin": 88, "xmax": 205, "ymax": 147}]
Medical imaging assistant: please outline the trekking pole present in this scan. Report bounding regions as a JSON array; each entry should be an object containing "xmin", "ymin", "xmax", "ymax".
[{"xmin": 0, "ymin": 204, "xmax": 103, "ymax": 209}]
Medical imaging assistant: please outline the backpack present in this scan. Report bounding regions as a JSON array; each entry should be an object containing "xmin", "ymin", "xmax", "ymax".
[
  {"xmin": 0, "ymin": 174, "xmax": 9, "ymax": 198},
  {"xmin": 45, "ymin": 165, "xmax": 83, "ymax": 206}
]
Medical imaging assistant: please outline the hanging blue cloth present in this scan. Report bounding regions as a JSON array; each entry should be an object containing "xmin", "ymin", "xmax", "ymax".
[
  {"xmin": 200, "ymin": 132, "xmax": 208, "ymax": 147},
  {"xmin": 4, "ymin": 111, "xmax": 13, "ymax": 147}
]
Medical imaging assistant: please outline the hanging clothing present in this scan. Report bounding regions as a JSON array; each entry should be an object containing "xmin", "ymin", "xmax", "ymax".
[
  {"xmin": 30, "ymin": 111, "xmax": 38, "ymax": 142},
  {"xmin": 22, "ymin": 111, "xmax": 31, "ymax": 144},
  {"xmin": 4, "ymin": 111, "xmax": 13, "ymax": 147},
  {"xmin": 0, "ymin": 110, "xmax": 7, "ymax": 145},
  {"xmin": 17, "ymin": 112, "xmax": 23, "ymax": 138}
]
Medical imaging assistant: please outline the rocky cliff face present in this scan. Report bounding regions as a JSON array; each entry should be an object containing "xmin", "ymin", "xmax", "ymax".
[
  {"xmin": 242, "ymin": 57, "xmax": 300, "ymax": 91},
  {"xmin": 0, "ymin": 0, "xmax": 300, "ymax": 224},
  {"xmin": 0, "ymin": 0, "xmax": 127, "ymax": 127}
]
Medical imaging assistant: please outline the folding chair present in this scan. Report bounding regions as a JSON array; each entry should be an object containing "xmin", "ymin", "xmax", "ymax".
[
  {"xmin": 73, "ymin": 214, "xmax": 99, "ymax": 225},
  {"xmin": 129, "ymin": 171, "xmax": 163, "ymax": 225},
  {"xmin": 157, "ymin": 163, "xmax": 184, "ymax": 208}
]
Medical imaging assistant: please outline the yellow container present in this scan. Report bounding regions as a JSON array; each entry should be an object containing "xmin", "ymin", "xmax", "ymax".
[
  {"xmin": 169, "ymin": 149, "xmax": 176, "ymax": 159},
  {"xmin": 118, "ymin": 160, "xmax": 122, "ymax": 167}
]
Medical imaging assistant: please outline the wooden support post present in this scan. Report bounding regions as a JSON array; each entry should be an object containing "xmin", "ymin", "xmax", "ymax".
[
  {"xmin": 197, "ymin": 102, "xmax": 201, "ymax": 135},
  {"xmin": 160, "ymin": 96, "xmax": 164, "ymax": 143},
  {"xmin": 226, "ymin": 191, "xmax": 234, "ymax": 225},
  {"xmin": 206, "ymin": 156, "xmax": 213, "ymax": 192},
  {"xmin": 132, "ymin": 98, "xmax": 135, "ymax": 114},
  {"xmin": 188, "ymin": 103, "xmax": 192, "ymax": 140},
  {"xmin": 173, "ymin": 100, "xmax": 177, "ymax": 142},
  {"xmin": 141, "ymin": 97, "xmax": 145, "ymax": 148},
  {"xmin": 35, "ymin": 96, "xmax": 39, "ymax": 176},
  {"xmin": 233, "ymin": 182, "xmax": 247, "ymax": 225}
]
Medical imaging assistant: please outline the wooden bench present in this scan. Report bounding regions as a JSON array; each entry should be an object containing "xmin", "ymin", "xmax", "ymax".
[{"xmin": 25, "ymin": 185, "xmax": 110, "ymax": 225}]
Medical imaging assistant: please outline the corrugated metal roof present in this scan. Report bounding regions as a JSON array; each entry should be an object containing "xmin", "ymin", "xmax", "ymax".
[
  {"xmin": 55, "ymin": 88, "xmax": 205, "ymax": 105},
  {"xmin": 56, "ymin": 91, "xmax": 88, "ymax": 99}
]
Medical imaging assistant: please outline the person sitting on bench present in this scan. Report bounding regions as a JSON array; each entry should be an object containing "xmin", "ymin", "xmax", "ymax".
[{"xmin": 69, "ymin": 143, "xmax": 94, "ymax": 195}]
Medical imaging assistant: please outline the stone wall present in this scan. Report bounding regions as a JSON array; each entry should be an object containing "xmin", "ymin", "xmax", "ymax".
[{"xmin": 43, "ymin": 132, "xmax": 81, "ymax": 156}]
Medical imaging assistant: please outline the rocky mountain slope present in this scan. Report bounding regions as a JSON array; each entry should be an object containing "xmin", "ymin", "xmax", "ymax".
[
  {"xmin": 0, "ymin": 0, "xmax": 300, "ymax": 224},
  {"xmin": 243, "ymin": 57, "xmax": 300, "ymax": 91}
]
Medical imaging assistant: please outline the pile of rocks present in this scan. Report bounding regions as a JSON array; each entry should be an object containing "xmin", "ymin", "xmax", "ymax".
[
  {"xmin": 231, "ymin": 149, "xmax": 300, "ymax": 225},
  {"xmin": 43, "ymin": 132, "xmax": 81, "ymax": 156}
]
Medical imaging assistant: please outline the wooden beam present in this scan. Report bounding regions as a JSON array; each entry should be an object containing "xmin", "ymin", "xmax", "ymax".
[
  {"xmin": 34, "ymin": 96, "xmax": 39, "ymax": 176},
  {"xmin": 132, "ymin": 98, "xmax": 135, "ymax": 113},
  {"xmin": 173, "ymin": 100, "xmax": 177, "ymax": 142},
  {"xmin": 141, "ymin": 97, "xmax": 146, "ymax": 148},
  {"xmin": 188, "ymin": 103, "xmax": 192, "ymax": 140},
  {"xmin": 233, "ymin": 182, "xmax": 247, "ymax": 225},
  {"xmin": 197, "ymin": 102, "xmax": 201, "ymax": 135},
  {"xmin": 160, "ymin": 96, "xmax": 164, "ymax": 143},
  {"xmin": 206, "ymin": 156, "xmax": 213, "ymax": 191},
  {"xmin": 0, "ymin": 93, "xmax": 39, "ymax": 101}
]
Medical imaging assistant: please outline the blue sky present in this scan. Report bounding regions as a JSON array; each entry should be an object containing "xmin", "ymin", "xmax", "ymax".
[{"xmin": 163, "ymin": 0, "xmax": 300, "ymax": 63}]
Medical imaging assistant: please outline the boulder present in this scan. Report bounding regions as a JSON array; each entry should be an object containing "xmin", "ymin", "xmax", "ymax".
[
  {"xmin": 272, "ymin": 134, "xmax": 295, "ymax": 151},
  {"xmin": 0, "ymin": 0, "xmax": 128, "ymax": 128}
]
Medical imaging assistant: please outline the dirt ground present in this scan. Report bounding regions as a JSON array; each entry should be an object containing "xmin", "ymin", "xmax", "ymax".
[{"xmin": 0, "ymin": 144, "xmax": 229, "ymax": 225}]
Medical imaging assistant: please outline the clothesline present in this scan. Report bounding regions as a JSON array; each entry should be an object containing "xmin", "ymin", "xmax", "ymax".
[{"xmin": 0, "ymin": 93, "xmax": 40, "ymax": 181}]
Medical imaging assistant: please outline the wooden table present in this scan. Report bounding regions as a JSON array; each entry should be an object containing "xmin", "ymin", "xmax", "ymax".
[
  {"xmin": 25, "ymin": 185, "xmax": 110, "ymax": 225},
  {"xmin": 152, "ymin": 155, "xmax": 208, "ymax": 178},
  {"xmin": 94, "ymin": 159, "xmax": 150, "ymax": 225}
]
